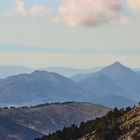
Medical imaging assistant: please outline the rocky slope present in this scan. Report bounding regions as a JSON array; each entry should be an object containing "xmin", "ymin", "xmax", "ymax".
[
  {"xmin": 119, "ymin": 105, "xmax": 140, "ymax": 140},
  {"xmin": 80, "ymin": 105, "xmax": 140, "ymax": 140},
  {"xmin": 0, "ymin": 102, "xmax": 109, "ymax": 140}
]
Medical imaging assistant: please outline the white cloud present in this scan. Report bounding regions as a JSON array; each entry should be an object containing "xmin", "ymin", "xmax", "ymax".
[
  {"xmin": 1, "ymin": 0, "xmax": 139, "ymax": 26},
  {"xmin": 16, "ymin": 0, "xmax": 26, "ymax": 16},
  {"xmin": 29, "ymin": 5, "xmax": 51, "ymax": 17},
  {"xmin": 111, "ymin": 17, "xmax": 132, "ymax": 25},
  {"xmin": 128, "ymin": 0, "xmax": 140, "ymax": 11},
  {"xmin": 15, "ymin": 0, "xmax": 51, "ymax": 17},
  {"xmin": 0, "ymin": 12, "xmax": 13, "ymax": 19},
  {"xmin": 54, "ymin": 0, "xmax": 125, "ymax": 27}
]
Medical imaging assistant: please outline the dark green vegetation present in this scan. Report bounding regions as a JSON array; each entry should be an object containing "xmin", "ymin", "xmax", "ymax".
[{"xmin": 36, "ymin": 107, "xmax": 132, "ymax": 140}]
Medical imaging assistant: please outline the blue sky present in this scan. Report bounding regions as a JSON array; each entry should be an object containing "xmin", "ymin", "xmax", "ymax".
[{"xmin": 0, "ymin": 0, "xmax": 140, "ymax": 68}]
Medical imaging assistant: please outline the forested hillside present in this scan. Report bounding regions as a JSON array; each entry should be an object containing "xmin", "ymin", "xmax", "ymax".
[{"xmin": 36, "ymin": 105, "xmax": 140, "ymax": 140}]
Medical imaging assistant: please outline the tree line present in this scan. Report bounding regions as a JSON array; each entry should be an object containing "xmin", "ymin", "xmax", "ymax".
[{"xmin": 35, "ymin": 106, "xmax": 132, "ymax": 140}]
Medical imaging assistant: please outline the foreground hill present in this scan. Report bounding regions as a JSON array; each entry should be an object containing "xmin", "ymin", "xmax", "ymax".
[
  {"xmin": 0, "ymin": 102, "xmax": 109, "ymax": 140},
  {"xmin": 37, "ymin": 104, "xmax": 140, "ymax": 140}
]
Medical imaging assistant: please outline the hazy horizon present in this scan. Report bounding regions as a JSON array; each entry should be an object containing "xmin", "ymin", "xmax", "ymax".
[
  {"xmin": 0, "ymin": 0, "xmax": 140, "ymax": 68},
  {"xmin": 0, "ymin": 61, "xmax": 139, "ymax": 70}
]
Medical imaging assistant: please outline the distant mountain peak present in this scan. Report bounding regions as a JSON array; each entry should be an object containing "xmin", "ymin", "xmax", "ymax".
[
  {"xmin": 113, "ymin": 61, "xmax": 123, "ymax": 66},
  {"xmin": 108, "ymin": 61, "xmax": 126, "ymax": 68},
  {"xmin": 32, "ymin": 70, "xmax": 49, "ymax": 74},
  {"xmin": 101, "ymin": 62, "xmax": 130, "ymax": 74}
]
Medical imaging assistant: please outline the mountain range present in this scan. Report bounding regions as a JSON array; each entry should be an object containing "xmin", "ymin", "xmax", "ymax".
[
  {"xmin": 0, "ymin": 66, "xmax": 103, "ymax": 79},
  {"xmin": 0, "ymin": 102, "xmax": 109, "ymax": 140},
  {"xmin": 0, "ymin": 65, "xmax": 139, "ymax": 79},
  {"xmin": 0, "ymin": 62, "xmax": 139, "ymax": 108},
  {"xmin": 39, "ymin": 66, "xmax": 104, "ymax": 77},
  {"xmin": 0, "ymin": 70, "xmax": 83, "ymax": 106},
  {"xmin": 76, "ymin": 62, "xmax": 140, "ymax": 107}
]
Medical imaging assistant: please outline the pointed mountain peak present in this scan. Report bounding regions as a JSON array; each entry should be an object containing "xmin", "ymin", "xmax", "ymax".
[
  {"xmin": 100, "ymin": 61, "xmax": 137, "ymax": 79},
  {"xmin": 113, "ymin": 61, "xmax": 123, "ymax": 66},
  {"xmin": 110, "ymin": 61, "xmax": 126, "ymax": 68},
  {"xmin": 103, "ymin": 61, "xmax": 128, "ymax": 71}
]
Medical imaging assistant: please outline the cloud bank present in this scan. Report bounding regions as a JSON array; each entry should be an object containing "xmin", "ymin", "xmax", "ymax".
[
  {"xmin": 1, "ymin": 0, "xmax": 140, "ymax": 26},
  {"xmin": 53, "ymin": 0, "xmax": 126, "ymax": 27},
  {"xmin": 16, "ymin": 0, "xmax": 51, "ymax": 17},
  {"xmin": 128, "ymin": 0, "xmax": 140, "ymax": 11},
  {"xmin": 16, "ymin": 0, "xmax": 26, "ymax": 15}
]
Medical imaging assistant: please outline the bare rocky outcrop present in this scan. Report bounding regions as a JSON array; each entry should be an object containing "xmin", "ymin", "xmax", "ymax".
[
  {"xmin": 79, "ymin": 131, "xmax": 96, "ymax": 140},
  {"xmin": 119, "ymin": 105, "xmax": 140, "ymax": 140},
  {"xmin": 79, "ymin": 105, "xmax": 140, "ymax": 140}
]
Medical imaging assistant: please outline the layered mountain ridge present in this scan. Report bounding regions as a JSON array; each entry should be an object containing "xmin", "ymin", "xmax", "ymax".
[
  {"xmin": 77, "ymin": 62, "xmax": 140, "ymax": 107},
  {"xmin": 0, "ymin": 70, "xmax": 83, "ymax": 106},
  {"xmin": 0, "ymin": 62, "xmax": 139, "ymax": 107}
]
